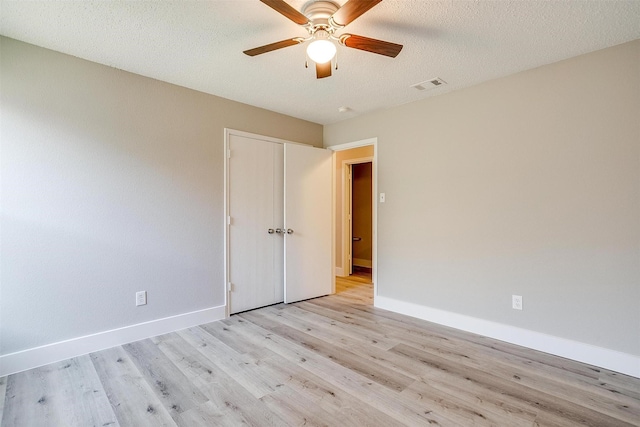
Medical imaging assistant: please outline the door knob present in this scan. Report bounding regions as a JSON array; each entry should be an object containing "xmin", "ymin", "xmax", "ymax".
[
  {"xmin": 286, "ymin": 229, "xmax": 294, "ymax": 234},
  {"xmin": 275, "ymin": 228, "xmax": 284, "ymax": 234},
  {"xmin": 268, "ymin": 229, "xmax": 275, "ymax": 234}
]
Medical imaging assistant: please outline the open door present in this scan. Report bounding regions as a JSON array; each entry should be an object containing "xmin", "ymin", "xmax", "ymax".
[{"xmin": 284, "ymin": 144, "xmax": 333, "ymax": 303}]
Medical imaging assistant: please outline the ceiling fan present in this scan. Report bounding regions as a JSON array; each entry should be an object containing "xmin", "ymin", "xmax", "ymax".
[{"xmin": 244, "ymin": 0, "xmax": 403, "ymax": 79}]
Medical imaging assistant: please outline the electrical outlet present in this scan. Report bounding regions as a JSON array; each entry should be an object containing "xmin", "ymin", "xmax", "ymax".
[
  {"xmin": 379, "ymin": 193, "xmax": 386, "ymax": 203},
  {"xmin": 136, "ymin": 291, "xmax": 147, "ymax": 306},
  {"xmin": 512, "ymin": 295, "xmax": 523, "ymax": 310}
]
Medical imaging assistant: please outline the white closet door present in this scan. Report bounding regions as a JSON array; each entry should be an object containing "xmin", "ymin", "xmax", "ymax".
[
  {"xmin": 284, "ymin": 143, "xmax": 333, "ymax": 303},
  {"xmin": 228, "ymin": 135, "xmax": 284, "ymax": 313}
]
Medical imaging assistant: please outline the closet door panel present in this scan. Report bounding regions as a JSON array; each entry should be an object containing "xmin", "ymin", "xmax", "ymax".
[
  {"xmin": 273, "ymin": 143, "xmax": 285, "ymax": 303},
  {"xmin": 284, "ymin": 144, "xmax": 332, "ymax": 303},
  {"xmin": 228, "ymin": 135, "xmax": 283, "ymax": 313}
]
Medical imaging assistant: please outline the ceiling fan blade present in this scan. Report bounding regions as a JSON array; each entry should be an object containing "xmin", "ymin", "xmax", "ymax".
[
  {"xmin": 316, "ymin": 61, "xmax": 332, "ymax": 79},
  {"xmin": 330, "ymin": 0, "xmax": 382, "ymax": 27},
  {"xmin": 340, "ymin": 34, "xmax": 403, "ymax": 58},
  {"xmin": 260, "ymin": 0, "xmax": 310, "ymax": 26},
  {"xmin": 244, "ymin": 38, "xmax": 303, "ymax": 56}
]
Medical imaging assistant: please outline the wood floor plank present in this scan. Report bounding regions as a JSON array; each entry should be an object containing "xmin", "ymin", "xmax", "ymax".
[
  {"xmin": 234, "ymin": 312, "xmax": 462, "ymax": 426},
  {"xmin": 193, "ymin": 321, "xmax": 369, "ymax": 426},
  {"xmin": 90, "ymin": 346, "xmax": 177, "ymax": 427},
  {"xmin": 259, "ymin": 306, "xmax": 432, "ymax": 382},
  {"xmin": 417, "ymin": 367, "xmax": 541, "ymax": 425},
  {"xmin": 151, "ymin": 332, "xmax": 221, "ymax": 384},
  {"xmin": 177, "ymin": 326, "xmax": 281, "ymax": 399},
  {"xmin": 2, "ymin": 356, "xmax": 119, "ymax": 427},
  {"xmin": 122, "ymin": 339, "xmax": 208, "ymax": 416},
  {"xmin": 3, "ymin": 274, "xmax": 639, "ymax": 426},
  {"xmin": 400, "ymin": 378, "xmax": 530, "ymax": 426},
  {"xmin": 365, "ymin": 309, "xmax": 637, "ymax": 399},
  {"xmin": 598, "ymin": 371, "xmax": 640, "ymax": 400},
  {"xmin": 152, "ymin": 330, "xmax": 289, "ymax": 426},
  {"xmin": 390, "ymin": 343, "xmax": 637, "ymax": 427},
  {"xmin": 260, "ymin": 391, "xmax": 344, "ymax": 427},
  {"xmin": 188, "ymin": 371, "xmax": 287, "ymax": 426},
  {"xmin": 200, "ymin": 320, "xmax": 261, "ymax": 355},
  {"xmin": 358, "ymin": 314, "xmax": 640, "ymax": 425},
  {"xmin": 268, "ymin": 303, "xmax": 397, "ymax": 350},
  {"xmin": 304, "ymin": 294, "xmax": 640, "ymax": 418},
  {"xmin": 0, "ymin": 375, "xmax": 6, "ymax": 423},
  {"xmin": 240, "ymin": 308, "xmax": 415, "ymax": 392},
  {"xmin": 256, "ymin": 352, "xmax": 404, "ymax": 427},
  {"xmin": 364, "ymin": 308, "xmax": 640, "ymax": 415},
  {"xmin": 174, "ymin": 400, "xmax": 239, "ymax": 427},
  {"xmin": 343, "ymin": 299, "xmax": 615, "ymax": 383},
  {"xmin": 296, "ymin": 301, "xmax": 552, "ymax": 425}
]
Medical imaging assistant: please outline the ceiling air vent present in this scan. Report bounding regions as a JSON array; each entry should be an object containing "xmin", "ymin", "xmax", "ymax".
[{"xmin": 411, "ymin": 77, "xmax": 447, "ymax": 91}]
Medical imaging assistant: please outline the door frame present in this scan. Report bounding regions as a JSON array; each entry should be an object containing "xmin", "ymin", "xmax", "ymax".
[
  {"xmin": 328, "ymin": 138, "xmax": 378, "ymax": 299},
  {"xmin": 224, "ymin": 128, "xmax": 313, "ymax": 317}
]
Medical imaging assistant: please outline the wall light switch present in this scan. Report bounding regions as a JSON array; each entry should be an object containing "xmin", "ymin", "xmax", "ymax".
[{"xmin": 379, "ymin": 193, "xmax": 386, "ymax": 203}]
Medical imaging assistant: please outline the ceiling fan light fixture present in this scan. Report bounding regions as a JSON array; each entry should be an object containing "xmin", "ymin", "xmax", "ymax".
[
  {"xmin": 246, "ymin": 0, "xmax": 402, "ymax": 79},
  {"xmin": 306, "ymin": 31, "xmax": 336, "ymax": 64}
]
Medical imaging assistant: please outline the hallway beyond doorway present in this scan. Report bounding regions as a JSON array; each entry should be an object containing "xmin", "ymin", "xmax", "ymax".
[{"xmin": 335, "ymin": 269, "xmax": 372, "ymax": 305}]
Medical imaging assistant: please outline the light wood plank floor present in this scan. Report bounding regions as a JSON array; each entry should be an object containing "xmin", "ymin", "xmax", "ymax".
[{"xmin": 2, "ymin": 276, "xmax": 639, "ymax": 426}]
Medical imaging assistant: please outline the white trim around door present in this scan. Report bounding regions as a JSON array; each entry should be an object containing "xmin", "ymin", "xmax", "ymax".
[{"xmin": 328, "ymin": 138, "xmax": 378, "ymax": 301}]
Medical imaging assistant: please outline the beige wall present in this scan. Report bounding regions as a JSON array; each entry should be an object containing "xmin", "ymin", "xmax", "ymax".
[
  {"xmin": 334, "ymin": 145, "xmax": 374, "ymax": 272},
  {"xmin": 3, "ymin": 34, "xmax": 638, "ymax": 361},
  {"xmin": 0, "ymin": 37, "xmax": 322, "ymax": 355},
  {"xmin": 325, "ymin": 40, "xmax": 640, "ymax": 356}
]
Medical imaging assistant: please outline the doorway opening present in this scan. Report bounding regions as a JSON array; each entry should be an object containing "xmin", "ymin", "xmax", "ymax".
[
  {"xmin": 347, "ymin": 162, "xmax": 373, "ymax": 280},
  {"xmin": 330, "ymin": 138, "xmax": 377, "ymax": 302}
]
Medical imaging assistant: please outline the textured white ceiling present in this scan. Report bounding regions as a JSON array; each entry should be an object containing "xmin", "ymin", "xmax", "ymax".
[{"xmin": 1, "ymin": 0, "xmax": 639, "ymax": 125}]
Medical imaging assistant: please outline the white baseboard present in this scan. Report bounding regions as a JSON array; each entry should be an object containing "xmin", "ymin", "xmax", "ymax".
[
  {"xmin": 375, "ymin": 296, "xmax": 640, "ymax": 378},
  {"xmin": 0, "ymin": 305, "xmax": 226, "ymax": 377},
  {"xmin": 353, "ymin": 258, "xmax": 372, "ymax": 268},
  {"xmin": 335, "ymin": 267, "xmax": 345, "ymax": 276}
]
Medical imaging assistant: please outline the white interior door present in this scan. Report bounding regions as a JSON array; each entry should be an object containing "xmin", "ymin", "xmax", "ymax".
[
  {"xmin": 228, "ymin": 135, "xmax": 284, "ymax": 313},
  {"xmin": 284, "ymin": 143, "xmax": 332, "ymax": 303}
]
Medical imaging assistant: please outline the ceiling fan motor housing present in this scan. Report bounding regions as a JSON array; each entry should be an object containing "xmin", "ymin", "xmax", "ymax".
[{"xmin": 302, "ymin": 0, "xmax": 341, "ymax": 32}]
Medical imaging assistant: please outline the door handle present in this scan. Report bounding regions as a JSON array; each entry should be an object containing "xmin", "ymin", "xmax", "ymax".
[
  {"xmin": 268, "ymin": 229, "xmax": 275, "ymax": 234},
  {"xmin": 352, "ymin": 237, "xmax": 362, "ymax": 241},
  {"xmin": 275, "ymin": 228, "xmax": 284, "ymax": 234},
  {"xmin": 286, "ymin": 229, "xmax": 294, "ymax": 234}
]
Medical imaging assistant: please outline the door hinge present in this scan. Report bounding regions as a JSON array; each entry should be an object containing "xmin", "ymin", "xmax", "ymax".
[
  {"xmin": 228, "ymin": 216, "xmax": 232, "ymax": 225},
  {"xmin": 227, "ymin": 149, "xmax": 231, "ymax": 159},
  {"xmin": 227, "ymin": 282, "xmax": 234, "ymax": 292}
]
